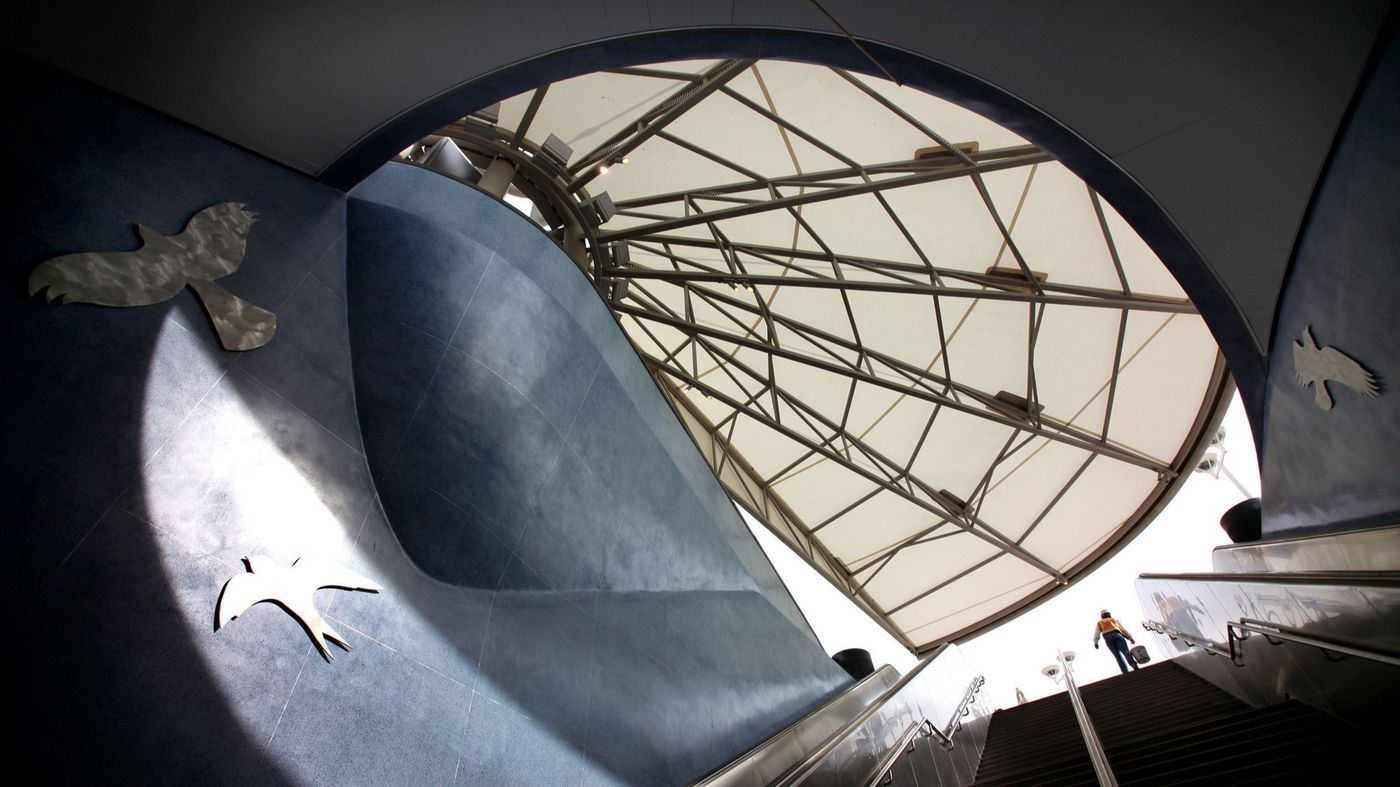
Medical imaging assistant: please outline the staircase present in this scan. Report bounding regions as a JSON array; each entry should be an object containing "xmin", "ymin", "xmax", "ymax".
[{"xmin": 970, "ymin": 661, "xmax": 1379, "ymax": 785}]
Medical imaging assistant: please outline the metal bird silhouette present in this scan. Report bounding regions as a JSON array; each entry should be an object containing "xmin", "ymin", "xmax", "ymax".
[
  {"xmin": 28, "ymin": 202, "xmax": 277, "ymax": 350},
  {"xmin": 216, "ymin": 556, "xmax": 382, "ymax": 662},
  {"xmin": 1292, "ymin": 325, "xmax": 1380, "ymax": 411}
]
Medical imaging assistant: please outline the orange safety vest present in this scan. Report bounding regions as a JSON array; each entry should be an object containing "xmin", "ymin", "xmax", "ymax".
[{"xmin": 1096, "ymin": 617, "xmax": 1125, "ymax": 636}]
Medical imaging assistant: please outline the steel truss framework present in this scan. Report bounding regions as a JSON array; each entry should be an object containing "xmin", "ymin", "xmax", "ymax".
[{"xmin": 414, "ymin": 60, "xmax": 1230, "ymax": 653}]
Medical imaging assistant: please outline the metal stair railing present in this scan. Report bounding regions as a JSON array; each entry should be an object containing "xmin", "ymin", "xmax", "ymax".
[
  {"xmin": 778, "ymin": 644, "xmax": 985, "ymax": 784},
  {"xmin": 864, "ymin": 674, "xmax": 985, "ymax": 786},
  {"xmin": 692, "ymin": 663, "xmax": 902, "ymax": 786},
  {"xmin": 1056, "ymin": 650, "xmax": 1118, "ymax": 787},
  {"xmin": 1142, "ymin": 616, "xmax": 1400, "ymax": 668}
]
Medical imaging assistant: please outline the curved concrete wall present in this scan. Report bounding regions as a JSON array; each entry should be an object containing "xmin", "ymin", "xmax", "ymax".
[
  {"xmin": 347, "ymin": 162, "xmax": 849, "ymax": 782},
  {"xmin": 1262, "ymin": 21, "xmax": 1400, "ymax": 538},
  {"xmin": 3, "ymin": 54, "xmax": 848, "ymax": 785}
]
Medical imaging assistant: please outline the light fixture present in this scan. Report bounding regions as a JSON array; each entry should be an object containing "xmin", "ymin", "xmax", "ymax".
[
  {"xmin": 937, "ymin": 489, "xmax": 969, "ymax": 514},
  {"xmin": 913, "ymin": 140, "xmax": 980, "ymax": 161},
  {"xmin": 621, "ymin": 156, "xmax": 631, "ymax": 165},
  {"xmin": 983, "ymin": 265, "xmax": 1049, "ymax": 293},
  {"xmin": 985, "ymin": 390, "xmax": 1045, "ymax": 423},
  {"xmin": 598, "ymin": 163, "xmax": 610, "ymax": 175},
  {"xmin": 579, "ymin": 192, "xmax": 617, "ymax": 227},
  {"xmin": 608, "ymin": 242, "xmax": 630, "ymax": 269},
  {"xmin": 1195, "ymin": 449, "xmax": 1223, "ymax": 478},
  {"xmin": 534, "ymin": 133, "xmax": 573, "ymax": 177}
]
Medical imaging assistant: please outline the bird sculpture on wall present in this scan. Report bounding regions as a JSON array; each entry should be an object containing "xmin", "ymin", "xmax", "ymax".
[
  {"xmin": 1292, "ymin": 325, "xmax": 1380, "ymax": 411},
  {"xmin": 216, "ymin": 556, "xmax": 382, "ymax": 662},
  {"xmin": 28, "ymin": 202, "xmax": 276, "ymax": 350}
]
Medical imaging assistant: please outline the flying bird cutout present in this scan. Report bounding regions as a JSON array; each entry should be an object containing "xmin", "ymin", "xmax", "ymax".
[
  {"xmin": 216, "ymin": 556, "xmax": 382, "ymax": 662},
  {"xmin": 1293, "ymin": 325, "xmax": 1380, "ymax": 411},
  {"xmin": 28, "ymin": 202, "xmax": 277, "ymax": 350}
]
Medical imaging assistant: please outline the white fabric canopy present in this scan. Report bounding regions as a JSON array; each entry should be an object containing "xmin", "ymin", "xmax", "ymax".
[{"xmin": 484, "ymin": 59, "xmax": 1227, "ymax": 652}]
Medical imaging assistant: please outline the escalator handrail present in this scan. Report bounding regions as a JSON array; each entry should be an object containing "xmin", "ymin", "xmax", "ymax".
[
  {"xmin": 862, "ymin": 674, "xmax": 985, "ymax": 787},
  {"xmin": 690, "ymin": 661, "xmax": 903, "ymax": 786},
  {"xmin": 773, "ymin": 643, "xmax": 953, "ymax": 787}
]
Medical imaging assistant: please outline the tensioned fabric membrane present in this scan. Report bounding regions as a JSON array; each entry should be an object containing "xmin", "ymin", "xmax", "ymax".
[{"xmin": 420, "ymin": 59, "xmax": 1228, "ymax": 654}]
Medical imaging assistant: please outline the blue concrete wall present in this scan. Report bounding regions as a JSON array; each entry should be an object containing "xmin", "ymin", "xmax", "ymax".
[
  {"xmin": 347, "ymin": 163, "xmax": 850, "ymax": 783},
  {"xmin": 2, "ymin": 53, "xmax": 848, "ymax": 786},
  {"xmin": 2, "ymin": 54, "xmax": 353, "ymax": 784},
  {"xmin": 1261, "ymin": 22, "xmax": 1400, "ymax": 538}
]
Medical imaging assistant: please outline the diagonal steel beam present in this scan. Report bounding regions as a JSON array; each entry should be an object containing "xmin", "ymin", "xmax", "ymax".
[
  {"xmin": 644, "ymin": 352, "xmax": 1065, "ymax": 582},
  {"xmin": 510, "ymin": 86, "xmax": 549, "ymax": 147},
  {"xmin": 602, "ymin": 66, "xmax": 703, "ymax": 82},
  {"xmin": 676, "ymin": 331, "xmax": 1063, "ymax": 574},
  {"xmin": 849, "ymin": 520, "xmax": 955, "ymax": 576},
  {"xmin": 885, "ymin": 552, "xmax": 1011, "ymax": 617},
  {"xmin": 612, "ymin": 144, "xmax": 1042, "ymax": 210},
  {"xmin": 613, "ymin": 296, "xmax": 1173, "ymax": 474},
  {"xmin": 1090, "ymin": 188, "xmax": 1132, "ymax": 295},
  {"xmin": 851, "ymin": 527, "xmax": 965, "ymax": 596},
  {"xmin": 657, "ymin": 377, "xmax": 921, "ymax": 650},
  {"xmin": 600, "ymin": 150, "xmax": 1052, "ymax": 242},
  {"xmin": 568, "ymin": 59, "xmax": 755, "ymax": 190},
  {"xmin": 623, "ymin": 234, "xmax": 1198, "ymax": 309},
  {"xmin": 605, "ymin": 267, "xmax": 1196, "ymax": 313}
]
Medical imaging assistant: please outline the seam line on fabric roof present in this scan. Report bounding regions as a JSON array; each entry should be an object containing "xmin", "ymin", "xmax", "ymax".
[
  {"xmin": 982, "ymin": 312, "xmax": 1181, "ymax": 500},
  {"xmin": 695, "ymin": 63, "xmax": 806, "ymax": 384},
  {"xmin": 767, "ymin": 164, "xmax": 1041, "ymax": 488}
]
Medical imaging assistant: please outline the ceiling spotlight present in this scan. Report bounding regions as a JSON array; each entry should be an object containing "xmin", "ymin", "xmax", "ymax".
[
  {"xmin": 580, "ymin": 192, "xmax": 617, "ymax": 227},
  {"xmin": 621, "ymin": 156, "xmax": 631, "ymax": 165},
  {"xmin": 1195, "ymin": 450, "xmax": 1223, "ymax": 478},
  {"xmin": 598, "ymin": 163, "xmax": 610, "ymax": 175}
]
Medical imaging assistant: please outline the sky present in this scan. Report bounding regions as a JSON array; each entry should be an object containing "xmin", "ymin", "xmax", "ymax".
[{"xmin": 742, "ymin": 393, "xmax": 1259, "ymax": 709}]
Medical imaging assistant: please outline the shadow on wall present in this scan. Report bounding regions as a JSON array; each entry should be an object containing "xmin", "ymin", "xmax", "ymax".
[{"xmin": 1, "ymin": 54, "xmax": 325, "ymax": 785}]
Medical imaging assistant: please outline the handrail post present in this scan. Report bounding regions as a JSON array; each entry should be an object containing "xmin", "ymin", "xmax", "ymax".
[
  {"xmin": 862, "ymin": 673, "xmax": 985, "ymax": 787},
  {"xmin": 1057, "ymin": 651, "xmax": 1119, "ymax": 787}
]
